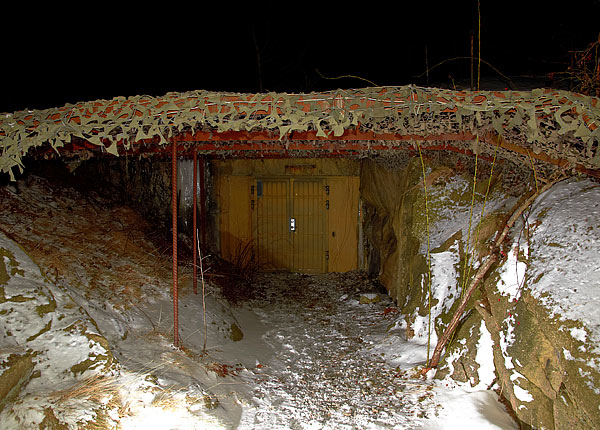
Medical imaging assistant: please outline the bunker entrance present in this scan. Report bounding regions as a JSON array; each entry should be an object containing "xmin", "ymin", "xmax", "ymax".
[{"xmin": 214, "ymin": 159, "xmax": 360, "ymax": 275}]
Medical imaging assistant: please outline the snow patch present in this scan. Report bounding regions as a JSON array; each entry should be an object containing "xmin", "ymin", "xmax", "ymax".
[
  {"xmin": 404, "ymin": 243, "xmax": 461, "ymax": 361},
  {"xmin": 497, "ymin": 243, "xmax": 527, "ymax": 301},
  {"xmin": 499, "ymin": 314, "xmax": 516, "ymax": 370},
  {"xmin": 513, "ymin": 385, "xmax": 534, "ymax": 402},
  {"xmin": 422, "ymin": 176, "xmax": 508, "ymax": 254},
  {"xmin": 474, "ymin": 320, "xmax": 496, "ymax": 390},
  {"xmin": 570, "ymin": 327, "xmax": 587, "ymax": 343},
  {"xmin": 421, "ymin": 387, "xmax": 518, "ymax": 429}
]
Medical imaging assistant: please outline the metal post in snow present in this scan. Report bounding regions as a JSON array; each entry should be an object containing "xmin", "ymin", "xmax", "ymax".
[
  {"xmin": 199, "ymin": 156, "xmax": 207, "ymax": 250},
  {"xmin": 172, "ymin": 138, "xmax": 180, "ymax": 348},
  {"xmin": 193, "ymin": 147, "xmax": 198, "ymax": 295}
]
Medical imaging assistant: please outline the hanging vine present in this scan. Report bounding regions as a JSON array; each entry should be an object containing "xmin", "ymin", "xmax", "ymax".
[{"xmin": 416, "ymin": 141, "xmax": 434, "ymax": 367}]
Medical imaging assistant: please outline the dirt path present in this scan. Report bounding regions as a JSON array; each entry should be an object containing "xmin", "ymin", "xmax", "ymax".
[{"xmin": 235, "ymin": 272, "xmax": 438, "ymax": 429}]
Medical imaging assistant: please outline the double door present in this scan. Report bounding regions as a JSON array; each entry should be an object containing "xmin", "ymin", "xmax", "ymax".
[{"xmin": 252, "ymin": 178, "xmax": 327, "ymax": 273}]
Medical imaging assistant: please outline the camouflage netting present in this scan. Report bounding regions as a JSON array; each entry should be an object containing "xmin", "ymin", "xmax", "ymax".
[{"xmin": 1, "ymin": 86, "xmax": 599, "ymax": 180}]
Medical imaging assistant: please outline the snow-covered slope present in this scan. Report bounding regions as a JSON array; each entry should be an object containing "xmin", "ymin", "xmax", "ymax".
[{"xmin": 0, "ymin": 175, "xmax": 521, "ymax": 429}]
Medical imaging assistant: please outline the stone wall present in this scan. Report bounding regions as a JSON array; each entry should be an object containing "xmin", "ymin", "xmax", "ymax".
[
  {"xmin": 74, "ymin": 158, "xmax": 173, "ymax": 230},
  {"xmin": 360, "ymin": 158, "xmax": 425, "ymax": 305},
  {"xmin": 72, "ymin": 157, "xmax": 214, "ymax": 253}
]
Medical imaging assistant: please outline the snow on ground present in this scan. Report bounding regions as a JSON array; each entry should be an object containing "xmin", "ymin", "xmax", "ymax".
[
  {"xmin": 0, "ymin": 176, "xmax": 517, "ymax": 429},
  {"xmin": 235, "ymin": 273, "xmax": 438, "ymax": 429},
  {"xmin": 0, "ymin": 230, "xmax": 117, "ymax": 428},
  {"xmin": 225, "ymin": 273, "xmax": 516, "ymax": 429},
  {"xmin": 0, "ymin": 176, "xmax": 234, "ymax": 429}
]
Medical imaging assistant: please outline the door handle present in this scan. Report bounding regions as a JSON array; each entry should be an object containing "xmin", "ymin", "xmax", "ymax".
[{"xmin": 290, "ymin": 217, "xmax": 296, "ymax": 232}]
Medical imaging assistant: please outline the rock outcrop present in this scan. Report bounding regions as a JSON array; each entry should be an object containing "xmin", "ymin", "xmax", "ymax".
[{"xmin": 362, "ymin": 159, "xmax": 600, "ymax": 429}]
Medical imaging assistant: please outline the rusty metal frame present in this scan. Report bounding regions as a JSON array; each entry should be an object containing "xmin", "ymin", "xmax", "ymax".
[
  {"xmin": 171, "ymin": 138, "xmax": 179, "ymax": 348},
  {"xmin": 193, "ymin": 148, "xmax": 198, "ymax": 296}
]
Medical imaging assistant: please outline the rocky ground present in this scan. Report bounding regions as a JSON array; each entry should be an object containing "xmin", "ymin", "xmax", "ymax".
[{"xmin": 235, "ymin": 272, "xmax": 438, "ymax": 429}]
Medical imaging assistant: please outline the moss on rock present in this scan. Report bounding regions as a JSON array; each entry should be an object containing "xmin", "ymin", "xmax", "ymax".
[
  {"xmin": 229, "ymin": 323, "xmax": 244, "ymax": 342},
  {"xmin": 0, "ymin": 353, "xmax": 35, "ymax": 414},
  {"xmin": 0, "ymin": 247, "xmax": 23, "ymax": 285}
]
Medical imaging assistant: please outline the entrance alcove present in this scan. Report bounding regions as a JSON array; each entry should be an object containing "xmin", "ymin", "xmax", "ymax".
[{"xmin": 213, "ymin": 158, "xmax": 360, "ymax": 274}]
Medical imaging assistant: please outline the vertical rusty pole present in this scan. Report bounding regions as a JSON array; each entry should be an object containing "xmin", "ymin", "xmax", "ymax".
[
  {"xmin": 171, "ymin": 138, "xmax": 180, "ymax": 348},
  {"xmin": 199, "ymin": 157, "xmax": 207, "ymax": 251},
  {"xmin": 192, "ymin": 148, "xmax": 198, "ymax": 295}
]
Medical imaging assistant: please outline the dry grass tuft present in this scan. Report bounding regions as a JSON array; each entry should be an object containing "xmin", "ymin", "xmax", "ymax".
[
  {"xmin": 51, "ymin": 373, "xmax": 122, "ymax": 406},
  {"xmin": 211, "ymin": 240, "xmax": 261, "ymax": 305}
]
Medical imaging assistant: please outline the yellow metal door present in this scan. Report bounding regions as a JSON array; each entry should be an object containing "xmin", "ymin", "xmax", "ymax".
[
  {"xmin": 291, "ymin": 179, "xmax": 326, "ymax": 273},
  {"xmin": 254, "ymin": 180, "xmax": 291, "ymax": 271},
  {"xmin": 253, "ymin": 178, "xmax": 326, "ymax": 273},
  {"xmin": 326, "ymin": 176, "xmax": 360, "ymax": 272}
]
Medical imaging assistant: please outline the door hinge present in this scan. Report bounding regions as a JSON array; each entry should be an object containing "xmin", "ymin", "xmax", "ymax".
[
  {"xmin": 251, "ymin": 200, "xmax": 255, "ymax": 210},
  {"xmin": 325, "ymin": 200, "xmax": 329, "ymax": 210},
  {"xmin": 325, "ymin": 250, "xmax": 329, "ymax": 260},
  {"xmin": 325, "ymin": 185, "xmax": 330, "ymax": 195}
]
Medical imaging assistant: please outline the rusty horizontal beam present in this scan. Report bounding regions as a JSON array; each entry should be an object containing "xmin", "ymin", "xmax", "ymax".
[
  {"xmin": 29, "ymin": 128, "xmax": 600, "ymax": 179},
  {"xmin": 486, "ymin": 132, "xmax": 600, "ymax": 179},
  {"xmin": 175, "ymin": 129, "xmax": 476, "ymax": 143}
]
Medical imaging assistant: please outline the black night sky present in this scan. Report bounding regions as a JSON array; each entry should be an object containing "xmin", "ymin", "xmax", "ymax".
[{"xmin": 2, "ymin": 1, "xmax": 599, "ymax": 113}]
